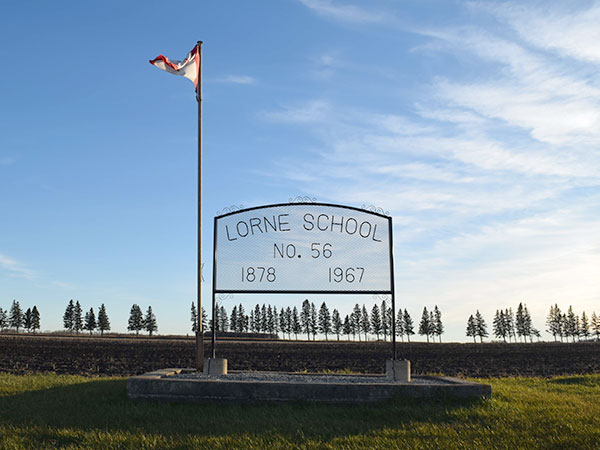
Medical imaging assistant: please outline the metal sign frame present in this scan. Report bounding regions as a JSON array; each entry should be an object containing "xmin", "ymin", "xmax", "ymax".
[{"xmin": 211, "ymin": 202, "xmax": 397, "ymax": 359}]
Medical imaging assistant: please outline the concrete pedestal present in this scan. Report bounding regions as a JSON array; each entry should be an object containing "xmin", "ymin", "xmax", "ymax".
[
  {"xmin": 386, "ymin": 359, "xmax": 411, "ymax": 382},
  {"xmin": 203, "ymin": 358, "xmax": 227, "ymax": 376}
]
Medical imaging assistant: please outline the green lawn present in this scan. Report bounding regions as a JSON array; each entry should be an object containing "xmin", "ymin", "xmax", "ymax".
[{"xmin": 0, "ymin": 373, "xmax": 599, "ymax": 449}]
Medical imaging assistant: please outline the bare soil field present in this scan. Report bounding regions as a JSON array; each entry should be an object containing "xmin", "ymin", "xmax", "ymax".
[{"xmin": 1, "ymin": 333, "xmax": 599, "ymax": 377}]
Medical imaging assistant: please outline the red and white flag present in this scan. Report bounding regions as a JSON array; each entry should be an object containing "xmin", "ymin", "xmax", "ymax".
[{"xmin": 149, "ymin": 46, "xmax": 200, "ymax": 90}]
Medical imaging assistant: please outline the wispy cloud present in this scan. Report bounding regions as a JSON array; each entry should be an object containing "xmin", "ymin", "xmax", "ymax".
[
  {"xmin": 0, "ymin": 157, "xmax": 15, "ymax": 166},
  {"xmin": 298, "ymin": 0, "xmax": 388, "ymax": 24},
  {"xmin": 0, "ymin": 253, "xmax": 35, "ymax": 279},
  {"xmin": 211, "ymin": 75, "xmax": 256, "ymax": 85}
]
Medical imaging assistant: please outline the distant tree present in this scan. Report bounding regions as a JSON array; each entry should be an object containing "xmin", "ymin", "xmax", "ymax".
[
  {"xmin": 419, "ymin": 307, "xmax": 431, "ymax": 342},
  {"xmin": 273, "ymin": 306, "xmax": 279, "ymax": 335},
  {"xmin": 219, "ymin": 305, "xmax": 229, "ymax": 332},
  {"xmin": 291, "ymin": 306, "xmax": 301, "ymax": 340},
  {"xmin": 63, "ymin": 299, "xmax": 75, "ymax": 332},
  {"xmin": 73, "ymin": 301, "xmax": 83, "ymax": 334},
  {"xmin": 580, "ymin": 311, "xmax": 590, "ymax": 340},
  {"xmin": 279, "ymin": 307, "xmax": 288, "ymax": 339},
  {"xmin": 342, "ymin": 314, "xmax": 352, "ymax": 340},
  {"xmin": 591, "ymin": 312, "xmax": 600, "ymax": 341},
  {"xmin": 546, "ymin": 304, "xmax": 561, "ymax": 342},
  {"xmin": 266, "ymin": 305, "xmax": 275, "ymax": 334},
  {"xmin": 433, "ymin": 305, "xmax": 443, "ymax": 343},
  {"xmin": 144, "ymin": 306, "xmax": 157, "ymax": 336},
  {"xmin": 260, "ymin": 304, "xmax": 268, "ymax": 333},
  {"xmin": 128, "ymin": 304, "xmax": 144, "ymax": 335},
  {"xmin": 466, "ymin": 315, "xmax": 477, "ymax": 343},
  {"xmin": 0, "ymin": 307, "xmax": 7, "ymax": 331},
  {"xmin": 230, "ymin": 305, "xmax": 239, "ymax": 333},
  {"xmin": 310, "ymin": 302, "xmax": 318, "ymax": 340},
  {"xmin": 351, "ymin": 304, "xmax": 361, "ymax": 341},
  {"xmin": 237, "ymin": 304, "xmax": 248, "ymax": 332},
  {"xmin": 84, "ymin": 307, "xmax": 96, "ymax": 334},
  {"xmin": 396, "ymin": 308, "xmax": 405, "ymax": 342},
  {"xmin": 253, "ymin": 304, "xmax": 261, "ymax": 332},
  {"xmin": 370, "ymin": 304, "xmax": 382, "ymax": 340},
  {"xmin": 201, "ymin": 307, "xmax": 208, "ymax": 331},
  {"xmin": 493, "ymin": 310, "xmax": 509, "ymax": 342},
  {"xmin": 403, "ymin": 309, "xmax": 414, "ymax": 342},
  {"xmin": 505, "ymin": 308, "xmax": 516, "ymax": 342},
  {"xmin": 9, "ymin": 300, "xmax": 24, "ymax": 332},
  {"xmin": 380, "ymin": 300, "xmax": 389, "ymax": 341},
  {"xmin": 97, "ymin": 303, "xmax": 111, "ymax": 336},
  {"xmin": 190, "ymin": 302, "xmax": 199, "ymax": 333},
  {"xmin": 360, "ymin": 304, "xmax": 370, "ymax": 341},
  {"xmin": 475, "ymin": 310, "xmax": 488, "ymax": 343},
  {"xmin": 566, "ymin": 306, "xmax": 578, "ymax": 342},
  {"xmin": 301, "ymin": 299, "xmax": 311, "ymax": 340},
  {"xmin": 385, "ymin": 305, "xmax": 394, "ymax": 342},
  {"xmin": 516, "ymin": 302, "xmax": 526, "ymax": 342},
  {"xmin": 332, "ymin": 309, "xmax": 342, "ymax": 341},
  {"xmin": 23, "ymin": 308, "xmax": 32, "ymax": 332},
  {"xmin": 31, "ymin": 306, "xmax": 40, "ymax": 333},
  {"xmin": 318, "ymin": 302, "xmax": 332, "ymax": 340}
]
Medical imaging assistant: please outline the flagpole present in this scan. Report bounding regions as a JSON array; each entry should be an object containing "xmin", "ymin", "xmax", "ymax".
[{"xmin": 196, "ymin": 41, "xmax": 204, "ymax": 372}]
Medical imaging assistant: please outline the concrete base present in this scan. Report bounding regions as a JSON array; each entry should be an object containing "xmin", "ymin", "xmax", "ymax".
[
  {"xmin": 386, "ymin": 359, "xmax": 411, "ymax": 382},
  {"xmin": 127, "ymin": 369, "xmax": 491, "ymax": 403},
  {"xmin": 203, "ymin": 358, "xmax": 227, "ymax": 376}
]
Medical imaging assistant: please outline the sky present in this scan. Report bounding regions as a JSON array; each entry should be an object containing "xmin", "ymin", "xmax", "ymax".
[{"xmin": 1, "ymin": 0, "xmax": 599, "ymax": 342}]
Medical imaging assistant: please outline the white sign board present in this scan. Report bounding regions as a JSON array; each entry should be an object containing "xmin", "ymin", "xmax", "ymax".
[{"xmin": 213, "ymin": 203, "xmax": 392, "ymax": 293}]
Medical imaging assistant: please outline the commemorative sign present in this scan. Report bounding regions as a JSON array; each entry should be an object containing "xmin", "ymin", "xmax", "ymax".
[{"xmin": 213, "ymin": 203, "xmax": 394, "ymax": 294}]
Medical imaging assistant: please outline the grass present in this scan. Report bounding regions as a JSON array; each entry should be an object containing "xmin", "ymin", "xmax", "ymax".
[{"xmin": 0, "ymin": 373, "xmax": 599, "ymax": 449}]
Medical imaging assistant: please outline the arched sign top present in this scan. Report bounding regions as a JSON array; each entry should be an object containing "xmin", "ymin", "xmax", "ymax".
[
  {"xmin": 213, "ymin": 202, "xmax": 394, "ymax": 294},
  {"xmin": 215, "ymin": 202, "xmax": 390, "ymax": 220}
]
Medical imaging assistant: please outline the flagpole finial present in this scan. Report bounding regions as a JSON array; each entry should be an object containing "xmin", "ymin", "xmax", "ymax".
[{"xmin": 197, "ymin": 40, "xmax": 203, "ymax": 45}]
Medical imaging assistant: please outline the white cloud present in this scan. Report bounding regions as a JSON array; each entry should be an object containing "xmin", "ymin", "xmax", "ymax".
[
  {"xmin": 298, "ymin": 0, "xmax": 388, "ymax": 24},
  {"xmin": 0, "ymin": 253, "xmax": 35, "ymax": 279},
  {"xmin": 211, "ymin": 75, "xmax": 256, "ymax": 85}
]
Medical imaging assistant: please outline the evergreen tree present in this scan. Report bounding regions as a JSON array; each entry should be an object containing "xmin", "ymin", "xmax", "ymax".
[
  {"xmin": 566, "ymin": 306, "xmax": 577, "ymax": 342},
  {"xmin": 505, "ymin": 308, "xmax": 516, "ymax": 342},
  {"xmin": 475, "ymin": 310, "xmax": 488, "ymax": 343},
  {"xmin": 493, "ymin": 310, "xmax": 506, "ymax": 342},
  {"xmin": 73, "ymin": 301, "xmax": 83, "ymax": 334},
  {"xmin": 381, "ymin": 300, "xmax": 389, "ymax": 341},
  {"xmin": 332, "ymin": 309, "xmax": 342, "ymax": 341},
  {"xmin": 516, "ymin": 302, "xmax": 526, "ymax": 342},
  {"xmin": 546, "ymin": 304, "xmax": 561, "ymax": 342},
  {"xmin": 201, "ymin": 306, "xmax": 208, "ymax": 331},
  {"xmin": 279, "ymin": 307, "xmax": 288, "ymax": 338},
  {"xmin": 523, "ymin": 305, "xmax": 532, "ymax": 342},
  {"xmin": 396, "ymin": 308, "xmax": 405, "ymax": 342},
  {"xmin": 127, "ymin": 304, "xmax": 144, "ymax": 335},
  {"xmin": 351, "ymin": 304, "xmax": 361, "ymax": 341},
  {"xmin": 301, "ymin": 299, "xmax": 311, "ymax": 339},
  {"xmin": 0, "ymin": 307, "xmax": 7, "ymax": 331},
  {"xmin": 254, "ymin": 304, "xmax": 261, "ymax": 332},
  {"xmin": 267, "ymin": 305, "xmax": 275, "ymax": 334},
  {"xmin": 230, "ymin": 305, "xmax": 239, "ymax": 333},
  {"xmin": 97, "ymin": 303, "xmax": 111, "ymax": 336},
  {"xmin": 466, "ymin": 315, "xmax": 477, "ymax": 342},
  {"xmin": 403, "ymin": 309, "xmax": 414, "ymax": 342},
  {"xmin": 84, "ymin": 307, "xmax": 96, "ymax": 334},
  {"xmin": 317, "ymin": 302, "xmax": 332, "ymax": 340},
  {"xmin": 63, "ymin": 299, "xmax": 75, "ymax": 332},
  {"xmin": 310, "ymin": 302, "xmax": 318, "ymax": 340},
  {"xmin": 23, "ymin": 308, "xmax": 32, "ymax": 332},
  {"xmin": 360, "ymin": 304, "xmax": 370, "ymax": 341},
  {"xmin": 237, "ymin": 304, "xmax": 248, "ymax": 332},
  {"xmin": 190, "ymin": 302, "xmax": 199, "ymax": 333},
  {"xmin": 370, "ymin": 304, "xmax": 382, "ymax": 340},
  {"xmin": 31, "ymin": 306, "xmax": 40, "ymax": 333},
  {"xmin": 260, "ymin": 304, "xmax": 268, "ymax": 333},
  {"xmin": 385, "ymin": 306, "xmax": 394, "ymax": 342},
  {"xmin": 591, "ymin": 312, "xmax": 600, "ymax": 341},
  {"xmin": 433, "ymin": 305, "xmax": 443, "ymax": 342},
  {"xmin": 144, "ymin": 306, "xmax": 158, "ymax": 336},
  {"xmin": 219, "ymin": 305, "xmax": 229, "ymax": 332},
  {"xmin": 9, "ymin": 300, "xmax": 24, "ymax": 332},
  {"xmin": 419, "ymin": 307, "xmax": 431, "ymax": 342},
  {"xmin": 291, "ymin": 306, "xmax": 301, "ymax": 340},
  {"xmin": 273, "ymin": 306, "xmax": 279, "ymax": 335},
  {"xmin": 342, "ymin": 315, "xmax": 352, "ymax": 340},
  {"xmin": 580, "ymin": 311, "xmax": 590, "ymax": 340}
]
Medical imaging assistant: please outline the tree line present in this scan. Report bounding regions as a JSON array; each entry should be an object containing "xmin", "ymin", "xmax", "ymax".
[
  {"xmin": 191, "ymin": 299, "xmax": 444, "ymax": 342},
  {"xmin": 63, "ymin": 300, "xmax": 111, "ymax": 335},
  {"xmin": 465, "ymin": 303, "xmax": 600, "ymax": 343},
  {"xmin": 0, "ymin": 300, "xmax": 40, "ymax": 332}
]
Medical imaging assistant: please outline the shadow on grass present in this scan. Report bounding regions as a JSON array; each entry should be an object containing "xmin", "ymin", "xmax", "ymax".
[{"xmin": 0, "ymin": 378, "xmax": 485, "ymax": 441}]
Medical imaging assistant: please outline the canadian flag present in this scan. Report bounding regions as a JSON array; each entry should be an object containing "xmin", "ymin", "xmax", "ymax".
[{"xmin": 149, "ymin": 46, "xmax": 200, "ymax": 90}]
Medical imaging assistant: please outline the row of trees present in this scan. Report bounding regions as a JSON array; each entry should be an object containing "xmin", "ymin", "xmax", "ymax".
[
  {"xmin": 546, "ymin": 305, "xmax": 600, "ymax": 342},
  {"xmin": 0, "ymin": 300, "xmax": 40, "ymax": 332},
  {"xmin": 63, "ymin": 300, "xmax": 111, "ymax": 335},
  {"xmin": 127, "ymin": 304, "xmax": 158, "ymax": 336},
  {"xmin": 190, "ymin": 300, "xmax": 444, "ymax": 342}
]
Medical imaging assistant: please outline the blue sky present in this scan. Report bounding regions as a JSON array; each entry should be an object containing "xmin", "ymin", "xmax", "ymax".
[{"xmin": 1, "ymin": 0, "xmax": 599, "ymax": 341}]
